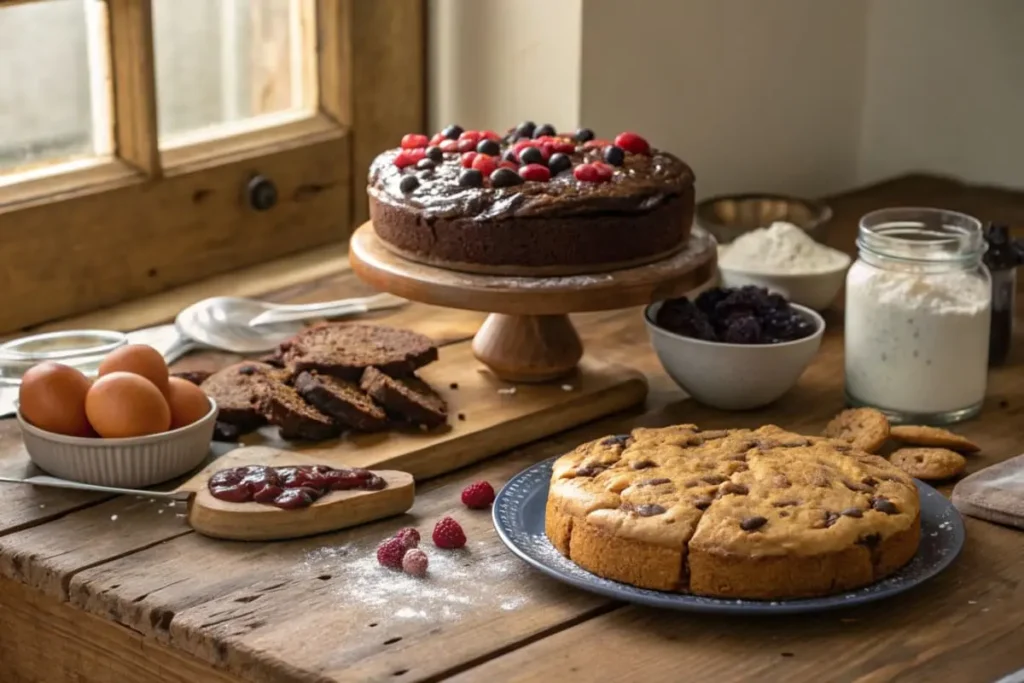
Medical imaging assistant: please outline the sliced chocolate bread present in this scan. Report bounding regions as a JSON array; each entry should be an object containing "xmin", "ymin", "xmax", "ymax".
[
  {"xmin": 259, "ymin": 381, "xmax": 341, "ymax": 441},
  {"xmin": 360, "ymin": 367, "xmax": 448, "ymax": 429},
  {"xmin": 200, "ymin": 362, "xmax": 282, "ymax": 432},
  {"xmin": 294, "ymin": 371, "xmax": 388, "ymax": 432},
  {"xmin": 273, "ymin": 323, "xmax": 438, "ymax": 380}
]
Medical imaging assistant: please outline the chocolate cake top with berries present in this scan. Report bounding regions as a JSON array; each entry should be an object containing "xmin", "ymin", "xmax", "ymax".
[{"xmin": 367, "ymin": 121, "xmax": 698, "ymax": 276}]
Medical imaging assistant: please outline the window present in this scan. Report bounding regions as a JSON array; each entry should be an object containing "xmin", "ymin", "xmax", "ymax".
[{"xmin": 0, "ymin": 0, "xmax": 425, "ymax": 333}]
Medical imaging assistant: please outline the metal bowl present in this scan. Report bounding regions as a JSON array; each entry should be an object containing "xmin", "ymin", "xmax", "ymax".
[{"xmin": 695, "ymin": 193, "xmax": 833, "ymax": 245}]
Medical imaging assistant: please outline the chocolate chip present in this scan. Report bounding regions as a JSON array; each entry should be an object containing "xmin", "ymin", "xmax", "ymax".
[
  {"xmin": 631, "ymin": 459, "xmax": 655, "ymax": 470},
  {"xmin": 601, "ymin": 434, "xmax": 632, "ymax": 447},
  {"xmin": 684, "ymin": 479, "xmax": 700, "ymax": 488},
  {"xmin": 841, "ymin": 507, "xmax": 864, "ymax": 518},
  {"xmin": 857, "ymin": 532, "xmax": 881, "ymax": 547},
  {"xmin": 701, "ymin": 474, "xmax": 727, "ymax": 485},
  {"xmin": 639, "ymin": 477, "xmax": 671, "ymax": 487},
  {"xmin": 457, "ymin": 413, "xmax": 466, "ymax": 421},
  {"xmin": 740, "ymin": 516, "xmax": 768, "ymax": 531},
  {"xmin": 238, "ymin": 365, "xmax": 257, "ymax": 376},
  {"xmin": 519, "ymin": 146, "xmax": 544, "ymax": 165},
  {"xmin": 779, "ymin": 510, "xmax": 790, "ymax": 518},
  {"xmin": 425, "ymin": 145, "xmax": 444, "ymax": 162},
  {"xmin": 693, "ymin": 496, "xmax": 713, "ymax": 510},
  {"xmin": 772, "ymin": 500, "xmax": 799, "ymax": 508},
  {"xmin": 862, "ymin": 476, "xmax": 878, "ymax": 487},
  {"xmin": 871, "ymin": 497, "xmax": 898, "ymax": 515},
  {"xmin": 533, "ymin": 123, "xmax": 557, "ymax": 138},
  {"xmin": 449, "ymin": 382, "xmax": 459, "ymax": 390},
  {"xmin": 634, "ymin": 503, "xmax": 666, "ymax": 517},
  {"xmin": 575, "ymin": 465, "xmax": 604, "ymax": 477},
  {"xmin": 548, "ymin": 152, "xmax": 572, "ymax": 176},
  {"xmin": 772, "ymin": 473, "xmax": 791, "ymax": 489},
  {"xmin": 399, "ymin": 175, "xmax": 420, "ymax": 193},
  {"xmin": 823, "ymin": 511, "xmax": 840, "ymax": 528},
  {"xmin": 719, "ymin": 482, "xmax": 749, "ymax": 496},
  {"xmin": 843, "ymin": 479, "xmax": 873, "ymax": 493}
]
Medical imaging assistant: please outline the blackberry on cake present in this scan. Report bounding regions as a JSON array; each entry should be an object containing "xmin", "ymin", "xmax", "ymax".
[
  {"xmin": 293, "ymin": 371, "xmax": 388, "ymax": 432},
  {"xmin": 360, "ymin": 367, "xmax": 448, "ymax": 429},
  {"xmin": 368, "ymin": 122, "xmax": 696, "ymax": 275},
  {"xmin": 271, "ymin": 323, "xmax": 438, "ymax": 380}
]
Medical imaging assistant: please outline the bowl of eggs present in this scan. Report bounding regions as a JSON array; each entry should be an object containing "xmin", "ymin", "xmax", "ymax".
[{"xmin": 16, "ymin": 344, "xmax": 217, "ymax": 487}]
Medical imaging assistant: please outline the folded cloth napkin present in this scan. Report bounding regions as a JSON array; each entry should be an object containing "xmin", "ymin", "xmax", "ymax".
[{"xmin": 952, "ymin": 453, "xmax": 1024, "ymax": 530}]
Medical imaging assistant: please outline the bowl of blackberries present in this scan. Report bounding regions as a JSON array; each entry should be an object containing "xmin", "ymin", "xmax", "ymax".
[{"xmin": 644, "ymin": 286, "xmax": 825, "ymax": 410}]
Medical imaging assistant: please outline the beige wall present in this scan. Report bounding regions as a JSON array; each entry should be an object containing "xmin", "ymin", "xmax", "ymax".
[
  {"xmin": 424, "ymin": 0, "xmax": 1022, "ymax": 197},
  {"xmin": 427, "ymin": 0, "xmax": 582, "ymax": 134},
  {"xmin": 857, "ymin": 0, "xmax": 1024, "ymax": 189}
]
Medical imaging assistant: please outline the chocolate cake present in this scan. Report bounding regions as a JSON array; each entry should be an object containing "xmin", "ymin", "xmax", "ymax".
[
  {"xmin": 273, "ymin": 323, "xmax": 438, "ymax": 380},
  {"xmin": 200, "ymin": 362, "xmax": 283, "ymax": 432},
  {"xmin": 360, "ymin": 367, "xmax": 448, "ymax": 429},
  {"xmin": 367, "ymin": 123, "xmax": 696, "ymax": 275},
  {"xmin": 260, "ymin": 382, "xmax": 341, "ymax": 441},
  {"xmin": 294, "ymin": 371, "xmax": 389, "ymax": 432}
]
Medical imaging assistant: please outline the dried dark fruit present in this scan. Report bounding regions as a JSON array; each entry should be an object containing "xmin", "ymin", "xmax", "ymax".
[
  {"xmin": 722, "ymin": 316, "xmax": 762, "ymax": 344},
  {"xmin": 656, "ymin": 286, "xmax": 815, "ymax": 345},
  {"xmin": 740, "ymin": 516, "xmax": 768, "ymax": 531}
]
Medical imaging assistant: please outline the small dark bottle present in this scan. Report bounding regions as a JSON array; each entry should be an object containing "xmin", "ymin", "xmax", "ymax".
[{"xmin": 983, "ymin": 223, "xmax": 1021, "ymax": 366}]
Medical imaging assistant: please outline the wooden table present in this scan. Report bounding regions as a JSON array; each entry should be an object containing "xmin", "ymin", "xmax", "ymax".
[{"xmin": 2, "ymin": 175, "xmax": 1024, "ymax": 683}]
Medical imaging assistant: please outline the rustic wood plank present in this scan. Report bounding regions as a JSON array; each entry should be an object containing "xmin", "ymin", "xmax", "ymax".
[
  {"xmin": 67, "ymin": 429, "xmax": 626, "ymax": 683},
  {"xmin": 446, "ymin": 516, "xmax": 1024, "ymax": 683},
  {"xmin": 0, "ymin": 575, "xmax": 241, "ymax": 683},
  {"xmin": 316, "ymin": 0, "xmax": 352, "ymax": 126},
  {"xmin": 107, "ymin": 0, "xmax": 162, "ymax": 176}
]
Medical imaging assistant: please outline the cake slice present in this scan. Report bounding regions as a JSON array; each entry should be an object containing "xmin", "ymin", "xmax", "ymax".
[
  {"xmin": 360, "ymin": 367, "xmax": 448, "ymax": 429},
  {"xmin": 259, "ymin": 381, "xmax": 341, "ymax": 441},
  {"xmin": 272, "ymin": 323, "xmax": 438, "ymax": 380},
  {"xmin": 294, "ymin": 371, "xmax": 388, "ymax": 432},
  {"xmin": 200, "ymin": 362, "xmax": 283, "ymax": 432}
]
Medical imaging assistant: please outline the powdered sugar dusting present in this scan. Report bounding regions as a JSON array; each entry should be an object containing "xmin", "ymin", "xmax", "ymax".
[{"xmin": 302, "ymin": 540, "xmax": 531, "ymax": 622}]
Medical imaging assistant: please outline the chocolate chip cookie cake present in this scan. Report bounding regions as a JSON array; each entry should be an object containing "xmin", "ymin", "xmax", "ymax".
[
  {"xmin": 546, "ymin": 424, "xmax": 921, "ymax": 599},
  {"xmin": 368, "ymin": 122, "xmax": 696, "ymax": 275}
]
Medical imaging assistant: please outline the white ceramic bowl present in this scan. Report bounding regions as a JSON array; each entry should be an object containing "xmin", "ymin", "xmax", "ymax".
[
  {"xmin": 18, "ymin": 398, "xmax": 218, "ymax": 487},
  {"xmin": 716, "ymin": 253, "xmax": 851, "ymax": 311},
  {"xmin": 644, "ymin": 302, "xmax": 825, "ymax": 410}
]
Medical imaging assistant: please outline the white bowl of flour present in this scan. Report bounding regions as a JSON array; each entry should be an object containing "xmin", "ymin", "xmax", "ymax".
[{"xmin": 718, "ymin": 222, "xmax": 851, "ymax": 310}]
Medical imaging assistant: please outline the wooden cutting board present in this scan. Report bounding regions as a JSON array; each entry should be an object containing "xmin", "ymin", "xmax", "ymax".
[
  {"xmin": 952, "ymin": 454, "xmax": 1024, "ymax": 530},
  {"xmin": 237, "ymin": 339, "xmax": 647, "ymax": 479}
]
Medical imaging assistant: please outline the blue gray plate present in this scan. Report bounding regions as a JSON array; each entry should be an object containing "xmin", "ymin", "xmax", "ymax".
[{"xmin": 493, "ymin": 457, "xmax": 965, "ymax": 614}]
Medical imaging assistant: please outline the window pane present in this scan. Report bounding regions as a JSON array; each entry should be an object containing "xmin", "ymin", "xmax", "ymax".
[
  {"xmin": 0, "ymin": 0, "xmax": 110, "ymax": 176},
  {"xmin": 153, "ymin": 0, "xmax": 314, "ymax": 146}
]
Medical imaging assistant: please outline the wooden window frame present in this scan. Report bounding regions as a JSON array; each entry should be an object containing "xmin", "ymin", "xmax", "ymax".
[{"xmin": 0, "ymin": 0, "xmax": 424, "ymax": 333}]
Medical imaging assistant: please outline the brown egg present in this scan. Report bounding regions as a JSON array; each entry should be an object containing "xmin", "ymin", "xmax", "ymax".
[
  {"xmin": 98, "ymin": 344, "xmax": 170, "ymax": 397},
  {"xmin": 86, "ymin": 372, "xmax": 171, "ymax": 438},
  {"xmin": 166, "ymin": 377, "xmax": 211, "ymax": 429},
  {"xmin": 18, "ymin": 362, "xmax": 93, "ymax": 436}
]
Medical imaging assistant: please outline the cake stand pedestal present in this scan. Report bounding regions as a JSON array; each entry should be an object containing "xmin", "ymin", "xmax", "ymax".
[{"xmin": 349, "ymin": 222, "xmax": 717, "ymax": 382}]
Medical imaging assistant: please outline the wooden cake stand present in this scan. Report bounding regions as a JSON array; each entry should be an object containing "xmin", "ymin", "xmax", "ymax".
[{"xmin": 349, "ymin": 222, "xmax": 717, "ymax": 382}]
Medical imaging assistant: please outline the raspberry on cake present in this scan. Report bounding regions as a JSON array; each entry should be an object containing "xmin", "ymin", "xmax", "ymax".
[
  {"xmin": 367, "ymin": 123, "xmax": 696, "ymax": 276},
  {"xmin": 545, "ymin": 424, "xmax": 921, "ymax": 599}
]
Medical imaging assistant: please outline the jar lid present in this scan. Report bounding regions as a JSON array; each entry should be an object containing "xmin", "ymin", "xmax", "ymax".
[{"xmin": 0, "ymin": 329, "xmax": 127, "ymax": 384}]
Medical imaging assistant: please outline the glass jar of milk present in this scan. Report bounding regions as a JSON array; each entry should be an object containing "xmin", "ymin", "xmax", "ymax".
[{"xmin": 845, "ymin": 208, "xmax": 991, "ymax": 424}]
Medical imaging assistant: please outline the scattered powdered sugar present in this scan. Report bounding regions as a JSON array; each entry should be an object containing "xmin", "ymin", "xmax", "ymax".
[
  {"xmin": 497, "ymin": 387, "xmax": 517, "ymax": 395},
  {"xmin": 481, "ymin": 274, "xmax": 612, "ymax": 290},
  {"xmin": 719, "ymin": 221, "xmax": 848, "ymax": 275},
  {"xmin": 303, "ymin": 540, "xmax": 531, "ymax": 622}
]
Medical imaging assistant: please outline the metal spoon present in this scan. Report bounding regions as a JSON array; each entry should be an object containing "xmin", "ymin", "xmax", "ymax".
[
  {"xmin": 0, "ymin": 474, "xmax": 191, "ymax": 500},
  {"xmin": 162, "ymin": 292, "xmax": 407, "ymax": 364}
]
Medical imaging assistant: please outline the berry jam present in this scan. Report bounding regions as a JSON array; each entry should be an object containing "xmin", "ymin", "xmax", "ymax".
[{"xmin": 208, "ymin": 465, "xmax": 387, "ymax": 510}]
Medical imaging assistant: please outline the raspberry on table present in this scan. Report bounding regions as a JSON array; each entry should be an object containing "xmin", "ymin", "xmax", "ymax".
[
  {"xmin": 461, "ymin": 481, "xmax": 496, "ymax": 509},
  {"xmin": 376, "ymin": 537, "xmax": 408, "ymax": 569},
  {"xmin": 395, "ymin": 527, "xmax": 420, "ymax": 549},
  {"xmin": 402, "ymin": 548, "xmax": 429, "ymax": 577},
  {"xmin": 432, "ymin": 516, "xmax": 467, "ymax": 549}
]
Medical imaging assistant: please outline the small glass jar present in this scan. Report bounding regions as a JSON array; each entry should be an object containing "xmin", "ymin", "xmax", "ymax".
[
  {"xmin": 845, "ymin": 208, "xmax": 991, "ymax": 424},
  {"xmin": 0, "ymin": 330, "xmax": 127, "ymax": 385}
]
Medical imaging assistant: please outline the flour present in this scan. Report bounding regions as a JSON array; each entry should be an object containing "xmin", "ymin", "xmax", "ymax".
[
  {"xmin": 719, "ymin": 221, "xmax": 849, "ymax": 274},
  {"xmin": 844, "ymin": 263, "xmax": 991, "ymax": 415},
  {"xmin": 302, "ymin": 540, "xmax": 531, "ymax": 623}
]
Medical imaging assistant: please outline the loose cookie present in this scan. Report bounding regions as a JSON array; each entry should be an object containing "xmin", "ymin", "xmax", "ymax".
[
  {"xmin": 822, "ymin": 408, "xmax": 890, "ymax": 453},
  {"xmin": 889, "ymin": 425, "xmax": 979, "ymax": 453},
  {"xmin": 890, "ymin": 448, "xmax": 966, "ymax": 481}
]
